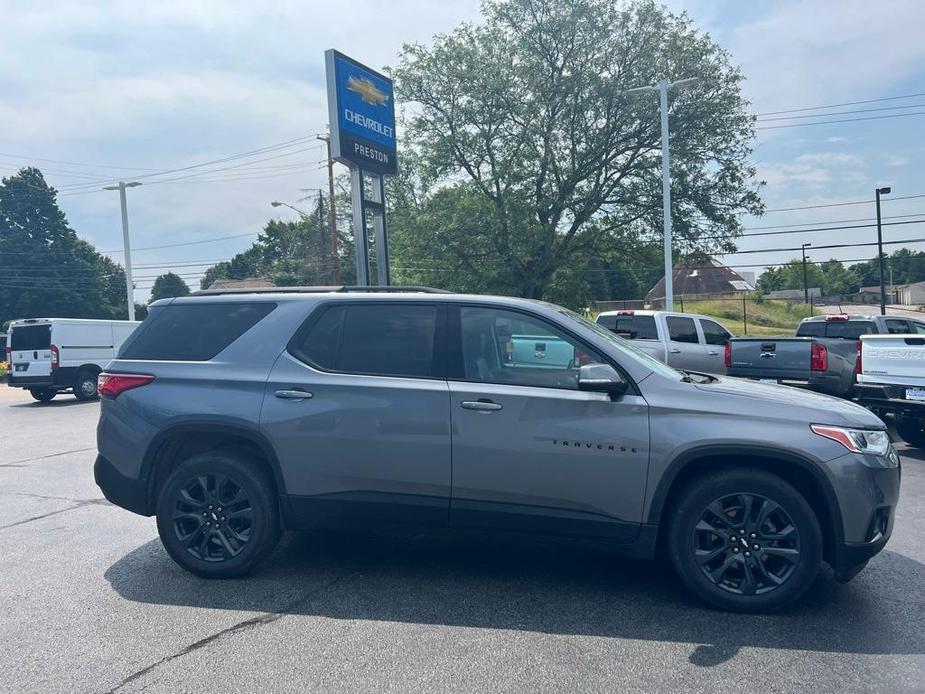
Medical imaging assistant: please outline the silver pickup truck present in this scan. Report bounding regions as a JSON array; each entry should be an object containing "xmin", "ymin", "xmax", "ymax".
[
  {"xmin": 726, "ymin": 314, "xmax": 925, "ymax": 398},
  {"xmin": 596, "ymin": 309, "xmax": 732, "ymax": 373}
]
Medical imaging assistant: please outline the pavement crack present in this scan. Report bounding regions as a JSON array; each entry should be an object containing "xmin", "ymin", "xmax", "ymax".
[
  {"xmin": 102, "ymin": 532, "xmax": 415, "ymax": 694},
  {"xmin": 0, "ymin": 446, "xmax": 96, "ymax": 467},
  {"xmin": 0, "ymin": 498, "xmax": 110, "ymax": 530}
]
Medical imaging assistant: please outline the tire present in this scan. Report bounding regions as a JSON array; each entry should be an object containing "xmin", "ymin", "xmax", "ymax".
[
  {"xmin": 667, "ymin": 468, "xmax": 822, "ymax": 613},
  {"xmin": 155, "ymin": 450, "xmax": 281, "ymax": 578},
  {"xmin": 30, "ymin": 388, "xmax": 56, "ymax": 402},
  {"xmin": 896, "ymin": 416, "xmax": 925, "ymax": 449},
  {"xmin": 73, "ymin": 371, "xmax": 99, "ymax": 401}
]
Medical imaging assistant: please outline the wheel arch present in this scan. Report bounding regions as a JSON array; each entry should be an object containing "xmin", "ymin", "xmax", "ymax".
[
  {"xmin": 649, "ymin": 445, "xmax": 844, "ymax": 565},
  {"xmin": 76, "ymin": 363, "xmax": 102, "ymax": 375},
  {"xmin": 140, "ymin": 422, "xmax": 287, "ymax": 515}
]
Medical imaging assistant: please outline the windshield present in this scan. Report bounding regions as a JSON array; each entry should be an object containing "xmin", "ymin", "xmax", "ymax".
[{"xmin": 558, "ymin": 308, "xmax": 684, "ymax": 381}]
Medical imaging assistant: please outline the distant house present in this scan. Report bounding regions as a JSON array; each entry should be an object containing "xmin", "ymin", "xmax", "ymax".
[
  {"xmin": 859, "ymin": 286, "xmax": 882, "ymax": 295},
  {"xmin": 206, "ymin": 277, "xmax": 275, "ymax": 290},
  {"xmin": 895, "ymin": 281, "xmax": 925, "ymax": 306},
  {"xmin": 645, "ymin": 258, "xmax": 755, "ymax": 303}
]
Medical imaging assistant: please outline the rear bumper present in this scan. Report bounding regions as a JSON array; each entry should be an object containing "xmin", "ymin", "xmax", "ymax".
[
  {"xmin": 855, "ymin": 383, "xmax": 925, "ymax": 416},
  {"xmin": 94, "ymin": 454, "xmax": 149, "ymax": 516},
  {"xmin": 7, "ymin": 367, "xmax": 79, "ymax": 390}
]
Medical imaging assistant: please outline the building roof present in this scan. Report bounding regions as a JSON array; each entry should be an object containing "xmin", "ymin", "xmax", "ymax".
[{"xmin": 645, "ymin": 258, "xmax": 755, "ymax": 300}]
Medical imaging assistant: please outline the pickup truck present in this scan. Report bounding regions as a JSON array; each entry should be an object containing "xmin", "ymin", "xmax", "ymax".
[
  {"xmin": 596, "ymin": 309, "xmax": 732, "ymax": 373},
  {"xmin": 725, "ymin": 313, "xmax": 925, "ymax": 398},
  {"xmin": 856, "ymin": 333, "xmax": 925, "ymax": 447}
]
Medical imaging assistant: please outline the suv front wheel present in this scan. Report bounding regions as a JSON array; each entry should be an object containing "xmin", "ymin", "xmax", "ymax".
[
  {"xmin": 155, "ymin": 450, "xmax": 281, "ymax": 578},
  {"xmin": 667, "ymin": 468, "xmax": 822, "ymax": 613}
]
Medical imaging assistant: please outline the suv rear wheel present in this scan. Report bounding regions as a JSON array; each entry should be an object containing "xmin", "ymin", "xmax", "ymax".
[
  {"xmin": 155, "ymin": 450, "xmax": 281, "ymax": 578},
  {"xmin": 667, "ymin": 468, "xmax": 822, "ymax": 613},
  {"xmin": 896, "ymin": 416, "xmax": 925, "ymax": 449}
]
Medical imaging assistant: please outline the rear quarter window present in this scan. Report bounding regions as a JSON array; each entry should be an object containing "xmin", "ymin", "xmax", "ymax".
[{"xmin": 119, "ymin": 302, "xmax": 276, "ymax": 361}]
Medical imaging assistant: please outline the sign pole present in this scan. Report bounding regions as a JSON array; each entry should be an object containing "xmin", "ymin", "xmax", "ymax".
[
  {"xmin": 350, "ymin": 167, "xmax": 369, "ymax": 286},
  {"xmin": 370, "ymin": 174, "xmax": 390, "ymax": 286}
]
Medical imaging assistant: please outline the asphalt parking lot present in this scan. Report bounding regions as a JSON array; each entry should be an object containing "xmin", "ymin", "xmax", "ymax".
[{"xmin": 1, "ymin": 385, "xmax": 924, "ymax": 694}]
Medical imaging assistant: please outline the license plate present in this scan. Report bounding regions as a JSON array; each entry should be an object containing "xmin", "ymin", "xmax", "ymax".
[
  {"xmin": 905, "ymin": 387, "xmax": 925, "ymax": 402},
  {"xmin": 14, "ymin": 364, "xmax": 27, "ymax": 372},
  {"xmin": 759, "ymin": 378, "xmax": 779, "ymax": 385}
]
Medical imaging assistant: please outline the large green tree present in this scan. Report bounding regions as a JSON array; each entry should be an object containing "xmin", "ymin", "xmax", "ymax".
[
  {"xmin": 388, "ymin": 0, "xmax": 762, "ymax": 306},
  {"xmin": 150, "ymin": 272, "xmax": 190, "ymax": 301},
  {"xmin": 0, "ymin": 168, "xmax": 130, "ymax": 326},
  {"xmin": 758, "ymin": 258, "xmax": 861, "ymax": 296}
]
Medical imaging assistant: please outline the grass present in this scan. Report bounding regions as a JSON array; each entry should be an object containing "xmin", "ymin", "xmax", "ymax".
[{"xmin": 683, "ymin": 296, "xmax": 812, "ymax": 337}]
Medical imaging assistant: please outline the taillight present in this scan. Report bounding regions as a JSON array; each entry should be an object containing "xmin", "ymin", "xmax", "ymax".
[
  {"xmin": 50, "ymin": 344, "xmax": 59, "ymax": 370},
  {"xmin": 97, "ymin": 372, "xmax": 154, "ymax": 398},
  {"xmin": 810, "ymin": 342, "xmax": 828, "ymax": 372},
  {"xmin": 855, "ymin": 339, "xmax": 862, "ymax": 375},
  {"xmin": 724, "ymin": 342, "xmax": 732, "ymax": 368}
]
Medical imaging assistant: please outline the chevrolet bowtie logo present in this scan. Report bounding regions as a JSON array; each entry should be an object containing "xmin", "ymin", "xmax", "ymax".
[{"xmin": 347, "ymin": 76, "xmax": 389, "ymax": 106}]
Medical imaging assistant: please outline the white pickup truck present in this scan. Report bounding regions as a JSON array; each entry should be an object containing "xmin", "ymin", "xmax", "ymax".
[
  {"xmin": 855, "ymin": 333, "xmax": 925, "ymax": 447},
  {"xmin": 596, "ymin": 309, "xmax": 732, "ymax": 374}
]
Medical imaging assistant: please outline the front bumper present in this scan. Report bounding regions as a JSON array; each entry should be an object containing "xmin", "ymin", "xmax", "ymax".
[
  {"xmin": 94, "ymin": 454, "xmax": 149, "ymax": 516},
  {"xmin": 824, "ymin": 450, "xmax": 901, "ymax": 582}
]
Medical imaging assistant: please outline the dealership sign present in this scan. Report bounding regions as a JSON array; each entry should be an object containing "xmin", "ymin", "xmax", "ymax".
[{"xmin": 325, "ymin": 49, "xmax": 397, "ymax": 175}]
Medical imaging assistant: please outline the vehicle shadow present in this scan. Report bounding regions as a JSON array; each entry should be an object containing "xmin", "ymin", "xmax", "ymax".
[
  {"xmin": 105, "ymin": 530, "xmax": 925, "ymax": 665},
  {"xmin": 9, "ymin": 398, "xmax": 93, "ymax": 408}
]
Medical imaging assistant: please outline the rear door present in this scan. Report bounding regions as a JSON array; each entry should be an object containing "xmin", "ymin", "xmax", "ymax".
[
  {"xmin": 698, "ymin": 318, "xmax": 732, "ymax": 373},
  {"xmin": 664, "ymin": 316, "xmax": 708, "ymax": 371},
  {"xmin": 9, "ymin": 323, "xmax": 52, "ymax": 382},
  {"xmin": 261, "ymin": 301, "xmax": 452, "ymax": 527}
]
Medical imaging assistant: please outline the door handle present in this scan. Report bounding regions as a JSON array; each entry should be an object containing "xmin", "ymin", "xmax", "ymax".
[
  {"xmin": 708, "ymin": 350, "xmax": 719, "ymax": 356},
  {"xmin": 669, "ymin": 348, "xmax": 682, "ymax": 354},
  {"xmin": 275, "ymin": 389, "xmax": 313, "ymax": 400},
  {"xmin": 461, "ymin": 400, "xmax": 502, "ymax": 412}
]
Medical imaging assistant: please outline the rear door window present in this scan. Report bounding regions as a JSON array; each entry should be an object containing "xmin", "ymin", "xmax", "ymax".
[
  {"xmin": 700, "ymin": 319, "xmax": 731, "ymax": 345},
  {"xmin": 10, "ymin": 325, "xmax": 51, "ymax": 351},
  {"xmin": 666, "ymin": 316, "xmax": 699, "ymax": 344},
  {"xmin": 598, "ymin": 314, "xmax": 658, "ymax": 340},
  {"xmin": 290, "ymin": 303, "xmax": 439, "ymax": 378},
  {"xmin": 119, "ymin": 302, "xmax": 276, "ymax": 360}
]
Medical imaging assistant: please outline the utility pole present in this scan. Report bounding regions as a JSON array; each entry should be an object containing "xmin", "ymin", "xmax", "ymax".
[
  {"xmin": 801, "ymin": 242, "xmax": 812, "ymax": 304},
  {"xmin": 876, "ymin": 186, "xmax": 892, "ymax": 315},
  {"xmin": 624, "ymin": 77, "xmax": 698, "ymax": 311},
  {"xmin": 317, "ymin": 134, "xmax": 341, "ymax": 284},
  {"xmin": 102, "ymin": 181, "xmax": 142, "ymax": 321}
]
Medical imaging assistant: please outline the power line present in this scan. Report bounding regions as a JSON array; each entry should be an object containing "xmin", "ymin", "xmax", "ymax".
[
  {"xmin": 757, "ymin": 102, "xmax": 925, "ymax": 122},
  {"xmin": 756, "ymin": 91, "xmax": 925, "ymax": 117},
  {"xmin": 757, "ymin": 110, "xmax": 925, "ymax": 130},
  {"xmin": 763, "ymin": 193, "xmax": 925, "ymax": 213}
]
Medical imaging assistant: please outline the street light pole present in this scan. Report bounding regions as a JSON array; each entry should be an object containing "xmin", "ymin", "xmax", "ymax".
[
  {"xmin": 801, "ymin": 242, "xmax": 812, "ymax": 304},
  {"xmin": 876, "ymin": 186, "xmax": 892, "ymax": 315},
  {"xmin": 317, "ymin": 134, "xmax": 341, "ymax": 284},
  {"xmin": 625, "ymin": 77, "xmax": 698, "ymax": 311},
  {"xmin": 102, "ymin": 181, "xmax": 142, "ymax": 321}
]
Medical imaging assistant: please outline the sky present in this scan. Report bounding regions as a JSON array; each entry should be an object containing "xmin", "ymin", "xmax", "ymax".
[{"xmin": 1, "ymin": 0, "xmax": 924, "ymax": 301}]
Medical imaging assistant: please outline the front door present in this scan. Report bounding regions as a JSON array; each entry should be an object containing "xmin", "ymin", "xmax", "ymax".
[
  {"xmin": 447, "ymin": 305, "xmax": 650, "ymax": 541},
  {"xmin": 260, "ymin": 301, "xmax": 451, "ymax": 527}
]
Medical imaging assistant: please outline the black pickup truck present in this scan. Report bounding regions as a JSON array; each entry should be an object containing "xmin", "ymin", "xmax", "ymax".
[{"xmin": 725, "ymin": 314, "xmax": 925, "ymax": 398}]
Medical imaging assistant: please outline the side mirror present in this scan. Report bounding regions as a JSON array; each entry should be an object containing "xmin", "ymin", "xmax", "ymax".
[{"xmin": 578, "ymin": 363, "xmax": 629, "ymax": 397}]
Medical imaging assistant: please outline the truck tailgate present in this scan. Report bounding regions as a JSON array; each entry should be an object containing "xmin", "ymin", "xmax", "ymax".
[
  {"xmin": 859, "ymin": 334, "xmax": 925, "ymax": 387},
  {"xmin": 727, "ymin": 337, "xmax": 812, "ymax": 380}
]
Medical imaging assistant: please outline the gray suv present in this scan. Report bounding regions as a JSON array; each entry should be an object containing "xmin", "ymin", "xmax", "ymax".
[{"xmin": 95, "ymin": 287, "xmax": 900, "ymax": 612}]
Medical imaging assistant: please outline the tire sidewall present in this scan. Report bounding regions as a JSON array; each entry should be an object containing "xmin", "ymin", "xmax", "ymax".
[
  {"xmin": 668, "ymin": 469, "xmax": 822, "ymax": 613},
  {"xmin": 30, "ymin": 388, "xmax": 56, "ymax": 402},
  {"xmin": 155, "ymin": 451, "xmax": 280, "ymax": 578},
  {"xmin": 74, "ymin": 372, "xmax": 99, "ymax": 401},
  {"xmin": 896, "ymin": 417, "xmax": 925, "ymax": 448}
]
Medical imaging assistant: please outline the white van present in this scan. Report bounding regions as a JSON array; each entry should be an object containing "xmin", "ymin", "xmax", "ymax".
[{"xmin": 5, "ymin": 318, "xmax": 140, "ymax": 402}]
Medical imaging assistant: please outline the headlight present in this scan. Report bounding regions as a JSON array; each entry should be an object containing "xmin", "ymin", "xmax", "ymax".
[{"xmin": 811, "ymin": 424, "xmax": 891, "ymax": 456}]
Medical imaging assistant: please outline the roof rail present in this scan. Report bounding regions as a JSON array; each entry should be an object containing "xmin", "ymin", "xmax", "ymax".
[{"xmin": 191, "ymin": 285, "xmax": 453, "ymax": 297}]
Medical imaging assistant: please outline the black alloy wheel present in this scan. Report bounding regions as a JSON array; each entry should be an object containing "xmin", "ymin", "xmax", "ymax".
[
  {"xmin": 171, "ymin": 472, "xmax": 254, "ymax": 562},
  {"xmin": 693, "ymin": 492, "xmax": 801, "ymax": 596}
]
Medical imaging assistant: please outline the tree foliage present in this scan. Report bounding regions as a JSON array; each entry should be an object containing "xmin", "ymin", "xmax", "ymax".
[
  {"xmin": 388, "ymin": 0, "xmax": 763, "ymax": 306},
  {"xmin": 757, "ymin": 258, "xmax": 862, "ymax": 296},
  {"xmin": 150, "ymin": 272, "xmax": 190, "ymax": 301},
  {"xmin": 0, "ymin": 168, "xmax": 131, "ymax": 326},
  {"xmin": 852, "ymin": 248, "xmax": 925, "ymax": 287}
]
